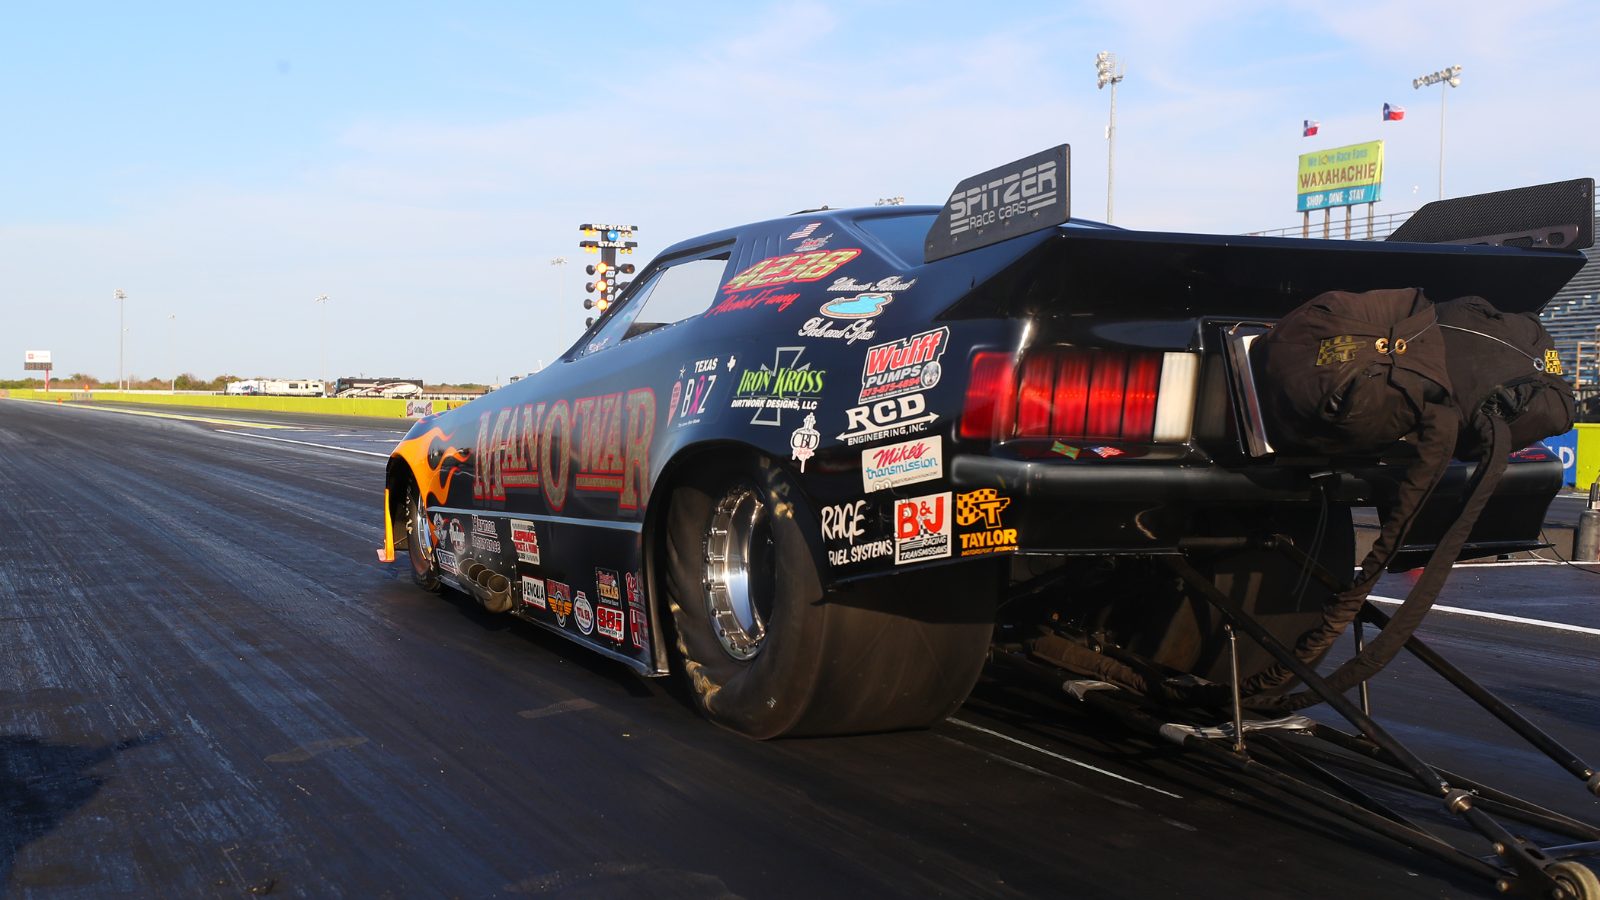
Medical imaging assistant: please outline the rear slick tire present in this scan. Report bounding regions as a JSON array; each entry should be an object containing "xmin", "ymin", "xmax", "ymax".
[
  {"xmin": 663, "ymin": 457, "xmax": 997, "ymax": 739},
  {"xmin": 405, "ymin": 481, "xmax": 441, "ymax": 592}
]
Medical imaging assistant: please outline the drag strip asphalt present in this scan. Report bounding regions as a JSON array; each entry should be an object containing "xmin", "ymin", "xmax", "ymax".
[{"xmin": 1, "ymin": 398, "xmax": 1596, "ymax": 898}]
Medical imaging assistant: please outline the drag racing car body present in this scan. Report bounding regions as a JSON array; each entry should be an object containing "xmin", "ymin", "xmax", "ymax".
[{"xmin": 383, "ymin": 147, "xmax": 1585, "ymax": 739}]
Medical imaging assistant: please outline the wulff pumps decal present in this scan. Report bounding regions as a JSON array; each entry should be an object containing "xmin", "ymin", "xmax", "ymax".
[
  {"xmin": 859, "ymin": 327, "xmax": 948, "ymax": 404},
  {"xmin": 392, "ymin": 427, "xmax": 472, "ymax": 506},
  {"xmin": 474, "ymin": 388, "xmax": 656, "ymax": 513}
]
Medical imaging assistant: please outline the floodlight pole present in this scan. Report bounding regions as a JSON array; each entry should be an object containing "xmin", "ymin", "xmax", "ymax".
[
  {"xmin": 1413, "ymin": 65, "xmax": 1462, "ymax": 200},
  {"xmin": 1096, "ymin": 52, "xmax": 1126, "ymax": 225},
  {"xmin": 549, "ymin": 257, "xmax": 567, "ymax": 303},
  {"xmin": 115, "ymin": 288, "xmax": 127, "ymax": 390},
  {"xmin": 168, "ymin": 313, "xmax": 176, "ymax": 392},
  {"xmin": 316, "ymin": 295, "xmax": 329, "ymax": 389}
]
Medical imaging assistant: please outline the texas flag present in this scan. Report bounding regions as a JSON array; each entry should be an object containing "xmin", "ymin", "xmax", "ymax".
[
  {"xmin": 1302, "ymin": 119, "xmax": 1319, "ymax": 137},
  {"xmin": 1383, "ymin": 102, "xmax": 1406, "ymax": 121}
]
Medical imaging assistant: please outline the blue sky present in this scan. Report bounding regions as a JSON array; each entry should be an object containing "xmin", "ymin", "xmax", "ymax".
[{"xmin": 3, "ymin": 0, "xmax": 1596, "ymax": 384}]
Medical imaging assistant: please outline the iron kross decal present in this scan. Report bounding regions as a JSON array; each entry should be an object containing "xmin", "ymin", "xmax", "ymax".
[{"xmin": 731, "ymin": 347, "xmax": 825, "ymax": 427}]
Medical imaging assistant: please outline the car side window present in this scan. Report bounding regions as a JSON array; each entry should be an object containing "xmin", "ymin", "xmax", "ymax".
[{"xmin": 579, "ymin": 255, "xmax": 729, "ymax": 357}]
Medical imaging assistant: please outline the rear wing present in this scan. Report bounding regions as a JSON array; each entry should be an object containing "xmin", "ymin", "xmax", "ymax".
[
  {"xmin": 1386, "ymin": 178, "xmax": 1594, "ymax": 250},
  {"xmin": 924, "ymin": 145, "xmax": 1071, "ymax": 263}
]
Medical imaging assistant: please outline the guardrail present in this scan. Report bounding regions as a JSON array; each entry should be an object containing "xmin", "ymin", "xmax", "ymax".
[{"xmin": 0, "ymin": 389, "xmax": 470, "ymax": 418}]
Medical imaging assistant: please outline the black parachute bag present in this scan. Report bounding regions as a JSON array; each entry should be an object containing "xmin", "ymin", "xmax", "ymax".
[
  {"xmin": 1241, "ymin": 287, "xmax": 1459, "ymax": 704},
  {"xmin": 1245, "ymin": 293, "xmax": 1574, "ymax": 711}
]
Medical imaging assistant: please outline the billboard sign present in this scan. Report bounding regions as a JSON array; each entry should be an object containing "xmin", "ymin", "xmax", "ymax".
[
  {"xmin": 23, "ymin": 350, "xmax": 52, "ymax": 371},
  {"xmin": 1297, "ymin": 140, "xmax": 1384, "ymax": 212}
]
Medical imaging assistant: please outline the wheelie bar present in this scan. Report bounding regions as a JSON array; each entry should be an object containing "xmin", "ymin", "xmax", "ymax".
[
  {"xmin": 1163, "ymin": 555, "xmax": 1573, "ymax": 896},
  {"xmin": 1270, "ymin": 534, "xmax": 1600, "ymax": 795},
  {"xmin": 1358, "ymin": 602, "xmax": 1600, "ymax": 794}
]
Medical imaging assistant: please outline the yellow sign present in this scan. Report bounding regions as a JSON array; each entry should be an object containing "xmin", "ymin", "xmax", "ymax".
[{"xmin": 1297, "ymin": 140, "xmax": 1384, "ymax": 211}]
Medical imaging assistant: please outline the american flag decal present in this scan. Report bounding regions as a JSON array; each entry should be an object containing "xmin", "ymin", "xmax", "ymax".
[{"xmin": 787, "ymin": 222, "xmax": 820, "ymax": 240}]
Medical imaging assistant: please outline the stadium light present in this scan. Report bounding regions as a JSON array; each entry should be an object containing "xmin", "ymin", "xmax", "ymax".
[
  {"xmin": 316, "ymin": 294, "xmax": 329, "ymax": 389},
  {"xmin": 1095, "ymin": 51, "xmax": 1126, "ymax": 224},
  {"xmin": 168, "ymin": 313, "xmax": 176, "ymax": 392},
  {"xmin": 550, "ymin": 256, "xmax": 567, "ymax": 303},
  {"xmin": 115, "ymin": 288, "xmax": 127, "ymax": 390},
  {"xmin": 1413, "ymin": 65, "xmax": 1462, "ymax": 200}
]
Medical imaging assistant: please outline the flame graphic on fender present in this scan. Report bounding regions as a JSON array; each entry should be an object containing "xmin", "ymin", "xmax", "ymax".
[{"xmin": 392, "ymin": 426, "xmax": 471, "ymax": 506}]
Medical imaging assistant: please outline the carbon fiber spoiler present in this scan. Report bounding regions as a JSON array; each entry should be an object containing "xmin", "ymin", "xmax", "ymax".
[{"xmin": 1387, "ymin": 178, "xmax": 1594, "ymax": 250}]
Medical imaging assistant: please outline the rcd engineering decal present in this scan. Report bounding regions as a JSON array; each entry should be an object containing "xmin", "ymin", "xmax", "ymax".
[{"xmin": 861, "ymin": 435, "xmax": 942, "ymax": 492}]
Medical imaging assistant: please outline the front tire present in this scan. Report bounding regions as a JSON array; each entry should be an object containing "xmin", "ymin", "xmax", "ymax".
[
  {"xmin": 663, "ymin": 457, "xmax": 997, "ymax": 739},
  {"xmin": 405, "ymin": 481, "xmax": 441, "ymax": 592}
]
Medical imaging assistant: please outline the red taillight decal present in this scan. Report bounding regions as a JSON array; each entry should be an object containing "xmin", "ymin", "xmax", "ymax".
[
  {"xmin": 1120, "ymin": 353, "xmax": 1162, "ymax": 441},
  {"xmin": 1084, "ymin": 351, "xmax": 1129, "ymax": 439},
  {"xmin": 961, "ymin": 352, "xmax": 1015, "ymax": 440}
]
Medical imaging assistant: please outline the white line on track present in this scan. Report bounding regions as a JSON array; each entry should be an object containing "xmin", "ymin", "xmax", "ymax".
[
  {"xmin": 1457, "ymin": 559, "xmax": 1599, "ymax": 568},
  {"xmin": 1369, "ymin": 595, "xmax": 1600, "ymax": 637},
  {"xmin": 947, "ymin": 718, "xmax": 1183, "ymax": 799},
  {"xmin": 215, "ymin": 429, "xmax": 390, "ymax": 458}
]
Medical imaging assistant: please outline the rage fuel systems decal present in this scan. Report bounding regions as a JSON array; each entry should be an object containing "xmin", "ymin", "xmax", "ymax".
[
  {"xmin": 821, "ymin": 499, "xmax": 893, "ymax": 567},
  {"xmin": 955, "ymin": 489, "xmax": 1017, "ymax": 557},
  {"xmin": 893, "ymin": 492, "xmax": 952, "ymax": 565}
]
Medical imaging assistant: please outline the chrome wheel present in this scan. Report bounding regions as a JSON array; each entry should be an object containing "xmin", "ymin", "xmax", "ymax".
[
  {"xmin": 703, "ymin": 484, "xmax": 773, "ymax": 661},
  {"xmin": 411, "ymin": 486, "xmax": 433, "ymax": 561}
]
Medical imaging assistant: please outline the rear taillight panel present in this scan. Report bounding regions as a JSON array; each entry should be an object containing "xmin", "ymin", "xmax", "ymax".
[{"xmin": 961, "ymin": 348, "xmax": 1198, "ymax": 445}]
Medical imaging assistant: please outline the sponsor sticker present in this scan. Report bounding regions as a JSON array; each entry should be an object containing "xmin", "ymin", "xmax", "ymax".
[
  {"xmin": 510, "ymin": 519, "xmax": 541, "ymax": 564},
  {"xmin": 825, "ymin": 275, "xmax": 916, "ymax": 294},
  {"xmin": 794, "ymin": 233, "xmax": 832, "ymax": 252},
  {"xmin": 548, "ymin": 580, "xmax": 574, "ymax": 626},
  {"xmin": 955, "ymin": 488, "xmax": 1018, "ymax": 557},
  {"xmin": 797, "ymin": 316, "xmax": 876, "ymax": 345},
  {"xmin": 859, "ymin": 327, "xmax": 948, "ymax": 405},
  {"xmin": 722, "ymin": 249, "xmax": 860, "ymax": 294},
  {"xmin": 1050, "ymin": 441, "xmax": 1080, "ymax": 459},
  {"xmin": 448, "ymin": 518, "xmax": 467, "ymax": 554},
  {"xmin": 436, "ymin": 549, "xmax": 459, "ymax": 575},
  {"xmin": 668, "ymin": 357, "xmax": 722, "ymax": 428},
  {"xmin": 731, "ymin": 347, "xmax": 824, "ymax": 427},
  {"xmin": 837, "ymin": 393, "xmax": 939, "ymax": 446},
  {"xmin": 574, "ymin": 591, "xmax": 595, "ymax": 635},
  {"xmin": 861, "ymin": 435, "xmax": 942, "ymax": 492},
  {"xmin": 625, "ymin": 572, "xmax": 650, "ymax": 650},
  {"xmin": 819, "ymin": 293, "xmax": 892, "ymax": 319},
  {"xmin": 521, "ymin": 575, "xmax": 547, "ymax": 610},
  {"xmin": 821, "ymin": 498, "xmax": 893, "ymax": 566},
  {"xmin": 894, "ymin": 492, "xmax": 952, "ymax": 565},
  {"xmin": 595, "ymin": 602, "xmax": 625, "ymax": 642},
  {"xmin": 595, "ymin": 568, "xmax": 621, "ymax": 602},
  {"xmin": 429, "ymin": 513, "xmax": 445, "ymax": 549},
  {"xmin": 790, "ymin": 413, "xmax": 820, "ymax": 473}
]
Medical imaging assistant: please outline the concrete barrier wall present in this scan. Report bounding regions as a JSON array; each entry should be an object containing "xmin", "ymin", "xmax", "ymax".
[{"xmin": 0, "ymin": 389, "xmax": 468, "ymax": 418}]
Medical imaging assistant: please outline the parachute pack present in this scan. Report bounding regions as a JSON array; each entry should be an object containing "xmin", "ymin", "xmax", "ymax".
[{"xmin": 1244, "ymin": 288, "xmax": 1573, "ymax": 708}]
